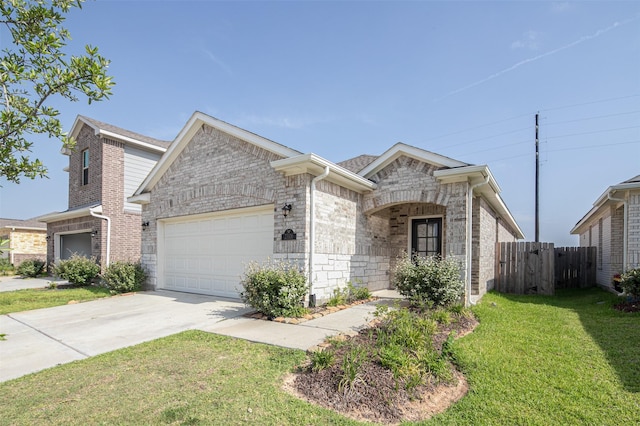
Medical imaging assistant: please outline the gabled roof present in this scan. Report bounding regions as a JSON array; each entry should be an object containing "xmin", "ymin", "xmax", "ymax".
[
  {"xmin": 337, "ymin": 154, "xmax": 378, "ymax": 173},
  {"xmin": 0, "ymin": 218, "xmax": 46, "ymax": 231},
  {"xmin": 134, "ymin": 112, "xmax": 303, "ymax": 196},
  {"xmin": 68, "ymin": 116, "xmax": 171, "ymax": 154},
  {"xmin": 571, "ymin": 174, "xmax": 640, "ymax": 235},
  {"xmin": 359, "ymin": 143, "xmax": 469, "ymax": 178}
]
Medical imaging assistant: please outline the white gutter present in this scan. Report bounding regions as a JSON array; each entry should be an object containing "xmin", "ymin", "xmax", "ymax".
[
  {"xmin": 308, "ymin": 166, "xmax": 330, "ymax": 306},
  {"xmin": 466, "ymin": 174, "xmax": 490, "ymax": 306},
  {"xmin": 89, "ymin": 207, "xmax": 111, "ymax": 267},
  {"xmin": 608, "ymin": 191, "xmax": 628, "ymax": 272}
]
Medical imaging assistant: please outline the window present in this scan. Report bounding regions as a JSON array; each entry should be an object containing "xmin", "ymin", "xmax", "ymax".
[
  {"xmin": 411, "ymin": 218, "xmax": 442, "ymax": 258},
  {"xmin": 82, "ymin": 149, "xmax": 89, "ymax": 185}
]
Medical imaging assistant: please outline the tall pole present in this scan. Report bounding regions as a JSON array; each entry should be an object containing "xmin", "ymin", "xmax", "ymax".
[{"xmin": 535, "ymin": 112, "xmax": 539, "ymax": 243}]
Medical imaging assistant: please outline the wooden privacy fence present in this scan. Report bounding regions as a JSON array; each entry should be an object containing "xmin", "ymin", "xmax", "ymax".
[{"xmin": 495, "ymin": 242, "xmax": 596, "ymax": 295}]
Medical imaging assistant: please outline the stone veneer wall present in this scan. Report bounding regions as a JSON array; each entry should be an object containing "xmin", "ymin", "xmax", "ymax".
[{"xmin": 3, "ymin": 230, "xmax": 46, "ymax": 266}]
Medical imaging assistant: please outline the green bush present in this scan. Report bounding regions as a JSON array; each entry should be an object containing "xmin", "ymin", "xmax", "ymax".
[
  {"xmin": 53, "ymin": 254, "xmax": 101, "ymax": 286},
  {"xmin": 326, "ymin": 281, "xmax": 372, "ymax": 307},
  {"xmin": 393, "ymin": 253, "xmax": 464, "ymax": 307},
  {"xmin": 101, "ymin": 261, "xmax": 146, "ymax": 294},
  {"xmin": 16, "ymin": 259, "xmax": 45, "ymax": 278},
  {"xmin": 620, "ymin": 268, "xmax": 640, "ymax": 299},
  {"xmin": 239, "ymin": 259, "xmax": 308, "ymax": 318},
  {"xmin": 0, "ymin": 258, "xmax": 14, "ymax": 275}
]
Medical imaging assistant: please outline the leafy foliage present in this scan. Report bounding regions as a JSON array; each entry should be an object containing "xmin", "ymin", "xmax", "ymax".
[
  {"xmin": 239, "ymin": 259, "xmax": 308, "ymax": 318},
  {"xmin": 620, "ymin": 268, "xmax": 640, "ymax": 299},
  {"xmin": 0, "ymin": 0, "xmax": 114, "ymax": 183},
  {"xmin": 309, "ymin": 349, "xmax": 335, "ymax": 372},
  {"xmin": 16, "ymin": 258, "xmax": 45, "ymax": 277},
  {"xmin": 326, "ymin": 281, "xmax": 371, "ymax": 307},
  {"xmin": 393, "ymin": 253, "xmax": 464, "ymax": 307},
  {"xmin": 0, "ymin": 257, "xmax": 14, "ymax": 275},
  {"xmin": 101, "ymin": 261, "xmax": 146, "ymax": 294},
  {"xmin": 53, "ymin": 254, "xmax": 100, "ymax": 286}
]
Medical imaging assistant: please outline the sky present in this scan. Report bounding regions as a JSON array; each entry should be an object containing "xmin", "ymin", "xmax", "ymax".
[{"xmin": 0, "ymin": 0, "xmax": 638, "ymax": 246}]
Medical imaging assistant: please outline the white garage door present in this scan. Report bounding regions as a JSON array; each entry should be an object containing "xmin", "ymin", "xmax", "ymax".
[{"xmin": 160, "ymin": 206, "xmax": 274, "ymax": 298}]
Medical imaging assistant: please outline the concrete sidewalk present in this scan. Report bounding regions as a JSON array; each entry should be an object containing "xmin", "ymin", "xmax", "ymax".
[
  {"xmin": 0, "ymin": 276, "xmax": 68, "ymax": 292},
  {"xmin": 0, "ymin": 289, "xmax": 400, "ymax": 383}
]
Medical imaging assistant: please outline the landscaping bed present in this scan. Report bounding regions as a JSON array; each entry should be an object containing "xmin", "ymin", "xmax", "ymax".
[{"xmin": 286, "ymin": 308, "xmax": 478, "ymax": 424}]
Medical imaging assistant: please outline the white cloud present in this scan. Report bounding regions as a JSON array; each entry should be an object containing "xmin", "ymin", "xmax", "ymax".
[{"xmin": 511, "ymin": 30, "xmax": 541, "ymax": 50}]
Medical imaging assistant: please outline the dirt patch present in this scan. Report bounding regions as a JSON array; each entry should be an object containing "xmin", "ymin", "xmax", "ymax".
[
  {"xmin": 614, "ymin": 300, "xmax": 640, "ymax": 313},
  {"xmin": 283, "ymin": 315, "xmax": 478, "ymax": 425}
]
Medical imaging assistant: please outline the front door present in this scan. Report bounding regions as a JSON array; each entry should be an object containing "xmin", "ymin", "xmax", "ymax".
[{"xmin": 411, "ymin": 218, "xmax": 442, "ymax": 258}]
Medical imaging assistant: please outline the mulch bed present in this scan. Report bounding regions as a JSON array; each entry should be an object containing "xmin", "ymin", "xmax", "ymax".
[{"xmin": 283, "ymin": 313, "xmax": 479, "ymax": 425}]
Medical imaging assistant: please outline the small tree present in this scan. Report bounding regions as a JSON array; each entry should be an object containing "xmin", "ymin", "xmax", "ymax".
[{"xmin": 0, "ymin": 0, "xmax": 114, "ymax": 183}]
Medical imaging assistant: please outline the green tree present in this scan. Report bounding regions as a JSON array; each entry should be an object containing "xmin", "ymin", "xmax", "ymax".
[{"xmin": 0, "ymin": 0, "xmax": 113, "ymax": 183}]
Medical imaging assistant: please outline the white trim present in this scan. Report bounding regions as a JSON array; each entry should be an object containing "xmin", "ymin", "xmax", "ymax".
[
  {"xmin": 37, "ymin": 205, "xmax": 103, "ymax": 223},
  {"xmin": 157, "ymin": 204, "xmax": 275, "ymax": 225},
  {"xmin": 360, "ymin": 143, "xmax": 467, "ymax": 178},
  {"xmin": 127, "ymin": 193, "xmax": 151, "ymax": 205},
  {"xmin": 135, "ymin": 112, "xmax": 302, "ymax": 196},
  {"xmin": 1, "ymin": 226, "xmax": 46, "ymax": 232},
  {"xmin": 271, "ymin": 153, "xmax": 377, "ymax": 193},
  {"xmin": 70, "ymin": 116, "xmax": 167, "ymax": 154}
]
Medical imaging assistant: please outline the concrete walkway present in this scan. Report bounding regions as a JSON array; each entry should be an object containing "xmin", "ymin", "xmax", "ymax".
[
  {"xmin": 0, "ymin": 289, "xmax": 400, "ymax": 383},
  {"xmin": 0, "ymin": 276, "xmax": 68, "ymax": 292}
]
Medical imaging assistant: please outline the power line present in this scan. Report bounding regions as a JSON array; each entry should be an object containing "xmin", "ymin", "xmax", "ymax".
[
  {"xmin": 545, "ymin": 110, "xmax": 640, "ymax": 126},
  {"xmin": 539, "ymin": 94, "xmax": 640, "ymax": 113},
  {"xmin": 544, "ymin": 125, "xmax": 640, "ymax": 140}
]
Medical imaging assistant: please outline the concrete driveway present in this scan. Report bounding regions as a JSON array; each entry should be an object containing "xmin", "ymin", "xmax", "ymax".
[{"xmin": 0, "ymin": 290, "xmax": 251, "ymax": 382}]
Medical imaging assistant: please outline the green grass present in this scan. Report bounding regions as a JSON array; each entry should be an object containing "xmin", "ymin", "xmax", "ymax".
[
  {"xmin": 0, "ymin": 331, "xmax": 356, "ymax": 425},
  {"xmin": 0, "ymin": 288, "xmax": 637, "ymax": 425},
  {"xmin": 0, "ymin": 286, "xmax": 112, "ymax": 314},
  {"xmin": 429, "ymin": 288, "xmax": 640, "ymax": 425}
]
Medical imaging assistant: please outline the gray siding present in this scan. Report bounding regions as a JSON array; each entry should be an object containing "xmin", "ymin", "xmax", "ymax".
[{"xmin": 124, "ymin": 146, "xmax": 161, "ymax": 212}]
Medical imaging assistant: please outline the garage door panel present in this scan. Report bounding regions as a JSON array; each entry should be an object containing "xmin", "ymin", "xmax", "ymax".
[{"xmin": 160, "ymin": 207, "xmax": 274, "ymax": 298}]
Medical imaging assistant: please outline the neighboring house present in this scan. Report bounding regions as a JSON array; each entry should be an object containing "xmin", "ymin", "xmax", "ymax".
[
  {"xmin": 130, "ymin": 112, "xmax": 524, "ymax": 305},
  {"xmin": 571, "ymin": 175, "xmax": 640, "ymax": 290},
  {"xmin": 38, "ymin": 116, "xmax": 170, "ymax": 267},
  {"xmin": 0, "ymin": 218, "xmax": 46, "ymax": 266}
]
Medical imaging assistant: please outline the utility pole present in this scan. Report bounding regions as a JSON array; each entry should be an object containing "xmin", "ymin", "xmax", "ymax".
[{"xmin": 535, "ymin": 112, "xmax": 539, "ymax": 243}]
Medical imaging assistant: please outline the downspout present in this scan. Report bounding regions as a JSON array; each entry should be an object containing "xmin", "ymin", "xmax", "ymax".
[
  {"xmin": 608, "ymin": 191, "xmax": 628, "ymax": 272},
  {"xmin": 308, "ymin": 165, "xmax": 330, "ymax": 307},
  {"xmin": 89, "ymin": 207, "xmax": 111, "ymax": 267},
  {"xmin": 466, "ymin": 175, "xmax": 490, "ymax": 306}
]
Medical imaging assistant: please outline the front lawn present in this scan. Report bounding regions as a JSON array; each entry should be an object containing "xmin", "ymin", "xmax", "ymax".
[
  {"xmin": 0, "ymin": 288, "xmax": 638, "ymax": 425},
  {"xmin": 0, "ymin": 286, "xmax": 112, "ymax": 315}
]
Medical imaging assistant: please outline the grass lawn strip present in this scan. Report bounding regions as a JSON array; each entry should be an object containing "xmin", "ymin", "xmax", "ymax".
[
  {"xmin": 0, "ymin": 286, "xmax": 112, "ymax": 315},
  {"xmin": 0, "ymin": 288, "xmax": 637, "ymax": 425}
]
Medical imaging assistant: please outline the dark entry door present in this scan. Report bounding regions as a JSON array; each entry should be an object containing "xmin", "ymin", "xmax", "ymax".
[{"xmin": 411, "ymin": 218, "xmax": 442, "ymax": 258}]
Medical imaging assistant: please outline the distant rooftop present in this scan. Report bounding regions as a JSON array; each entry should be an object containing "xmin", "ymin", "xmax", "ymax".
[{"xmin": 0, "ymin": 218, "xmax": 46, "ymax": 230}]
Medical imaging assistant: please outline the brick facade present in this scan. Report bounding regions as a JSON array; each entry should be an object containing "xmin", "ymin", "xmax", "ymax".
[
  {"xmin": 0, "ymin": 229, "xmax": 46, "ymax": 267},
  {"xmin": 44, "ymin": 122, "xmax": 161, "ymax": 268}
]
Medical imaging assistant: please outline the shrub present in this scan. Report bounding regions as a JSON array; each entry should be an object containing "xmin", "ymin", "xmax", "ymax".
[
  {"xmin": 53, "ymin": 254, "xmax": 101, "ymax": 286},
  {"xmin": 326, "ymin": 281, "xmax": 372, "ymax": 307},
  {"xmin": 16, "ymin": 258, "xmax": 45, "ymax": 278},
  {"xmin": 239, "ymin": 259, "xmax": 308, "ymax": 318},
  {"xmin": 393, "ymin": 253, "xmax": 464, "ymax": 307},
  {"xmin": 101, "ymin": 261, "xmax": 146, "ymax": 294},
  {"xmin": 0, "ymin": 258, "xmax": 14, "ymax": 276},
  {"xmin": 310, "ymin": 349, "xmax": 335, "ymax": 372},
  {"xmin": 620, "ymin": 268, "xmax": 640, "ymax": 299}
]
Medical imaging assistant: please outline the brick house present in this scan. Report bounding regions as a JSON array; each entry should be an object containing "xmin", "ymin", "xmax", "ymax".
[
  {"xmin": 0, "ymin": 218, "xmax": 47, "ymax": 267},
  {"xmin": 130, "ymin": 112, "xmax": 524, "ymax": 305},
  {"xmin": 38, "ymin": 116, "xmax": 170, "ymax": 268},
  {"xmin": 571, "ymin": 175, "xmax": 640, "ymax": 291}
]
